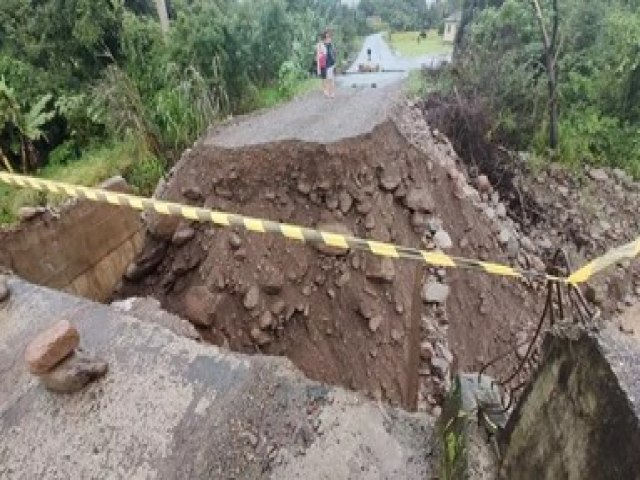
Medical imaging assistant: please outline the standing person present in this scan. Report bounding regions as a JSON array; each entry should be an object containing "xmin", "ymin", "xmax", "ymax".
[
  {"xmin": 316, "ymin": 33, "xmax": 329, "ymax": 97},
  {"xmin": 323, "ymin": 30, "xmax": 336, "ymax": 98}
]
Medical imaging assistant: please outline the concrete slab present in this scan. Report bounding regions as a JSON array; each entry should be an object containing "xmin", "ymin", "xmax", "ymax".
[{"xmin": 0, "ymin": 279, "xmax": 436, "ymax": 479}]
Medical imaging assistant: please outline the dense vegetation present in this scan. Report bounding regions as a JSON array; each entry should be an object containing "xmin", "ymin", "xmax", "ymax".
[
  {"xmin": 0, "ymin": 0, "xmax": 365, "ymax": 222},
  {"xmin": 357, "ymin": 0, "xmax": 459, "ymax": 32},
  {"xmin": 447, "ymin": 0, "xmax": 640, "ymax": 177}
]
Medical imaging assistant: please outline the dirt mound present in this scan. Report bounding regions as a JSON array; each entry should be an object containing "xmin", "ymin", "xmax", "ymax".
[{"xmin": 115, "ymin": 121, "xmax": 540, "ymax": 410}]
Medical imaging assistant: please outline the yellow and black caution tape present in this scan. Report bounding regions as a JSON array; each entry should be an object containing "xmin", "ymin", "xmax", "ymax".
[{"xmin": 0, "ymin": 172, "xmax": 637, "ymax": 285}]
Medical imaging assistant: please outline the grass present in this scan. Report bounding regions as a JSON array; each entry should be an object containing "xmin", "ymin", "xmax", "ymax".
[
  {"xmin": 389, "ymin": 30, "xmax": 453, "ymax": 57},
  {"xmin": 0, "ymin": 137, "xmax": 164, "ymax": 225}
]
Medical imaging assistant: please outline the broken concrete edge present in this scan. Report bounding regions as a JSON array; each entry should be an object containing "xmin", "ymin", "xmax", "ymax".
[
  {"xmin": 500, "ymin": 324, "xmax": 640, "ymax": 479},
  {"xmin": 437, "ymin": 374, "xmax": 503, "ymax": 479},
  {"xmin": 1, "ymin": 278, "xmax": 438, "ymax": 478}
]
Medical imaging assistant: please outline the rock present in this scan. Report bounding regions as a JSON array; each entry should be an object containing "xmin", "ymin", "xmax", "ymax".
[
  {"xmin": 364, "ymin": 213, "xmax": 375, "ymax": 230},
  {"xmin": 498, "ymin": 228, "xmax": 511, "ymax": 245},
  {"xmin": 433, "ymin": 230, "xmax": 453, "ymax": 250},
  {"xmin": 171, "ymin": 227, "xmax": 195, "ymax": 246},
  {"xmin": 588, "ymin": 168, "xmax": 609, "ymax": 182},
  {"xmin": 182, "ymin": 186, "xmax": 203, "ymax": 201},
  {"xmin": 380, "ymin": 165, "xmax": 402, "ymax": 191},
  {"xmin": 297, "ymin": 181, "xmax": 312, "ymax": 195},
  {"xmin": 420, "ymin": 341, "xmax": 435, "ymax": 361},
  {"xmin": 365, "ymin": 258, "xmax": 395, "ymax": 283},
  {"xmin": 358, "ymin": 300, "xmax": 377, "ymax": 320},
  {"xmin": 422, "ymin": 281, "xmax": 450, "ymax": 304},
  {"xmin": 229, "ymin": 233, "xmax": 243, "ymax": 250},
  {"xmin": 585, "ymin": 284, "xmax": 606, "ymax": 306},
  {"xmin": 146, "ymin": 212, "xmax": 180, "ymax": 240},
  {"xmin": 125, "ymin": 243, "xmax": 167, "ymax": 281},
  {"xmin": 25, "ymin": 320, "xmax": 80, "ymax": 374},
  {"xmin": 40, "ymin": 349, "xmax": 108, "ymax": 394},
  {"xmin": 338, "ymin": 192, "xmax": 353, "ymax": 214},
  {"xmin": 183, "ymin": 286, "xmax": 219, "ymax": 327},
  {"xmin": 476, "ymin": 175, "xmax": 491, "ymax": 192},
  {"xmin": 507, "ymin": 236, "xmax": 520, "ymax": 259},
  {"xmin": 0, "ymin": 275, "xmax": 8, "ymax": 302},
  {"xmin": 250, "ymin": 327, "xmax": 272, "ymax": 346},
  {"xmin": 261, "ymin": 268, "xmax": 284, "ymax": 295},
  {"xmin": 411, "ymin": 212, "xmax": 429, "ymax": 231},
  {"xmin": 18, "ymin": 206, "xmax": 45, "ymax": 222},
  {"xmin": 100, "ymin": 175, "xmax": 132, "ymax": 193},
  {"xmin": 368, "ymin": 315, "xmax": 383, "ymax": 333},
  {"xmin": 335, "ymin": 271, "xmax": 351, "ymax": 288},
  {"xmin": 496, "ymin": 203, "xmax": 507, "ymax": 219},
  {"xmin": 258, "ymin": 311, "xmax": 274, "ymax": 330},
  {"xmin": 271, "ymin": 300, "xmax": 286, "ymax": 316},
  {"xmin": 391, "ymin": 329, "xmax": 403, "ymax": 342},
  {"xmin": 315, "ymin": 222, "xmax": 351, "ymax": 256},
  {"xmin": 431, "ymin": 357, "xmax": 450, "ymax": 380},
  {"xmin": 244, "ymin": 286, "xmax": 260, "ymax": 310},
  {"xmin": 405, "ymin": 187, "xmax": 435, "ymax": 213}
]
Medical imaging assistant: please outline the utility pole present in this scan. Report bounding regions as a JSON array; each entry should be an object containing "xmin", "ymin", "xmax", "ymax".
[{"xmin": 154, "ymin": 0, "xmax": 170, "ymax": 35}]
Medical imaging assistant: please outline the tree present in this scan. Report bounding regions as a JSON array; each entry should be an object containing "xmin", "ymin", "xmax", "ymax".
[{"xmin": 530, "ymin": 0, "xmax": 560, "ymax": 149}]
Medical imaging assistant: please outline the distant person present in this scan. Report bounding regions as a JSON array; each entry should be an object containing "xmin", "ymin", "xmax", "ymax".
[
  {"xmin": 316, "ymin": 34, "xmax": 329, "ymax": 97},
  {"xmin": 367, "ymin": 48, "xmax": 372, "ymax": 61},
  {"xmin": 323, "ymin": 30, "xmax": 336, "ymax": 98}
]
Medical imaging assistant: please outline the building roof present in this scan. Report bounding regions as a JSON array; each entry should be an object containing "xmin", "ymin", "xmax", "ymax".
[{"xmin": 445, "ymin": 11, "xmax": 462, "ymax": 23}]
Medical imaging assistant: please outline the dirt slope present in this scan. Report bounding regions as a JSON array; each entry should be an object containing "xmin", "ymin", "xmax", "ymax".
[{"xmin": 116, "ymin": 119, "xmax": 540, "ymax": 411}]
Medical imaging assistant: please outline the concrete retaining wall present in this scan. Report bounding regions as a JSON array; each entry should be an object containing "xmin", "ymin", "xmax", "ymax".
[
  {"xmin": 0, "ymin": 178, "xmax": 142, "ymax": 302},
  {"xmin": 500, "ymin": 324, "xmax": 640, "ymax": 480}
]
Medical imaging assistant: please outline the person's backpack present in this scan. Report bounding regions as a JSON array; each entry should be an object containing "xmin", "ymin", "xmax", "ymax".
[
  {"xmin": 326, "ymin": 43, "xmax": 336, "ymax": 67},
  {"xmin": 319, "ymin": 51, "xmax": 327, "ymax": 69}
]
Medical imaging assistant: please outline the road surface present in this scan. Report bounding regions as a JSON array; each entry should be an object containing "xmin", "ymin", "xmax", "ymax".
[{"xmin": 206, "ymin": 33, "xmax": 441, "ymax": 148}]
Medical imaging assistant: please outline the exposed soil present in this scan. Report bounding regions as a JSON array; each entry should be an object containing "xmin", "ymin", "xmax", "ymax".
[{"xmin": 115, "ymin": 120, "xmax": 541, "ymax": 411}]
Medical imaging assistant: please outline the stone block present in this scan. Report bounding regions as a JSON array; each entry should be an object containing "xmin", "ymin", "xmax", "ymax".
[{"xmin": 24, "ymin": 320, "xmax": 80, "ymax": 374}]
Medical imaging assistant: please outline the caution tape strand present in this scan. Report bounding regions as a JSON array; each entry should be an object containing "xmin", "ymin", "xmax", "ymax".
[{"xmin": 1, "ymin": 172, "xmax": 636, "ymax": 285}]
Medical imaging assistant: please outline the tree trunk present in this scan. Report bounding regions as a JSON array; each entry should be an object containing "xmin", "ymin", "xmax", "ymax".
[
  {"xmin": 547, "ymin": 61, "xmax": 559, "ymax": 150},
  {"xmin": 20, "ymin": 140, "xmax": 28, "ymax": 173},
  {"xmin": 154, "ymin": 0, "xmax": 170, "ymax": 35}
]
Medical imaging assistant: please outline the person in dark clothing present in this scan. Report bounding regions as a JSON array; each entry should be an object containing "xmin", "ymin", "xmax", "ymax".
[{"xmin": 323, "ymin": 30, "xmax": 336, "ymax": 98}]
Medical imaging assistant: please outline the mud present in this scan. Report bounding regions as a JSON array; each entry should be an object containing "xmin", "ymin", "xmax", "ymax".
[{"xmin": 116, "ymin": 120, "xmax": 541, "ymax": 410}]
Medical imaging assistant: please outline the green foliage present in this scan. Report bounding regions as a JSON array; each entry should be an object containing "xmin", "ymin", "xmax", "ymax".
[{"xmin": 452, "ymin": 0, "xmax": 640, "ymax": 177}]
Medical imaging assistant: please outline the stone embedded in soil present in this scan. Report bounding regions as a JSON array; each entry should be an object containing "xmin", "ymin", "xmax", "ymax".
[
  {"xmin": 183, "ymin": 286, "xmax": 219, "ymax": 327},
  {"xmin": 380, "ymin": 165, "xmax": 402, "ymax": 191},
  {"xmin": 261, "ymin": 268, "xmax": 284, "ymax": 295},
  {"xmin": 420, "ymin": 341, "xmax": 435, "ymax": 361},
  {"xmin": 314, "ymin": 222, "xmax": 352, "ymax": 256},
  {"xmin": 496, "ymin": 203, "xmax": 507, "ymax": 219},
  {"xmin": 368, "ymin": 315, "xmax": 383, "ymax": 333},
  {"xmin": 258, "ymin": 311, "xmax": 274, "ymax": 330},
  {"xmin": 335, "ymin": 271, "xmax": 351, "ymax": 288},
  {"xmin": 18, "ymin": 206, "xmax": 45, "ymax": 222},
  {"xmin": 358, "ymin": 299, "xmax": 377, "ymax": 320},
  {"xmin": 498, "ymin": 228, "xmax": 512, "ymax": 245},
  {"xmin": 250, "ymin": 327, "xmax": 272, "ymax": 346},
  {"xmin": 172, "ymin": 227, "xmax": 196, "ymax": 246},
  {"xmin": 404, "ymin": 187, "xmax": 435, "ymax": 213},
  {"xmin": 411, "ymin": 211, "xmax": 429, "ymax": 231},
  {"xmin": 182, "ymin": 186, "xmax": 204, "ymax": 201},
  {"xmin": 430, "ymin": 357, "xmax": 450, "ymax": 380},
  {"xmin": 271, "ymin": 299, "xmax": 286, "ymax": 316},
  {"xmin": 229, "ymin": 232, "xmax": 243, "ymax": 250},
  {"xmin": 433, "ymin": 230, "xmax": 453, "ymax": 250},
  {"xmin": 338, "ymin": 192, "xmax": 353, "ymax": 214},
  {"xmin": 588, "ymin": 168, "xmax": 609, "ymax": 182},
  {"xmin": 476, "ymin": 175, "xmax": 492, "ymax": 192},
  {"xmin": 364, "ymin": 213, "xmax": 376, "ymax": 230},
  {"xmin": 25, "ymin": 320, "xmax": 80, "ymax": 374},
  {"xmin": 40, "ymin": 349, "xmax": 108, "ymax": 394},
  {"xmin": 244, "ymin": 286, "xmax": 260, "ymax": 310},
  {"xmin": 422, "ymin": 281, "xmax": 450, "ymax": 304},
  {"xmin": 0, "ymin": 275, "xmax": 9, "ymax": 302},
  {"xmin": 365, "ymin": 258, "xmax": 395, "ymax": 284}
]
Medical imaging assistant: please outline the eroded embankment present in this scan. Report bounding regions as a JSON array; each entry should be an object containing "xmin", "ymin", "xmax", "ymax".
[{"xmin": 115, "ymin": 120, "xmax": 541, "ymax": 412}]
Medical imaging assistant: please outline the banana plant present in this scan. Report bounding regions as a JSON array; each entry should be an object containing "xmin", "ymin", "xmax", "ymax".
[{"xmin": 0, "ymin": 78, "xmax": 55, "ymax": 172}]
